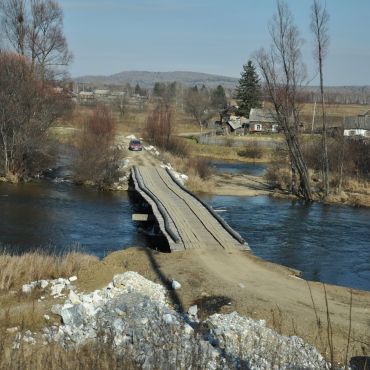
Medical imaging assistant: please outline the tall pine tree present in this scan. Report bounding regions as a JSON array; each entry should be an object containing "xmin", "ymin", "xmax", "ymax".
[{"xmin": 235, "ymin": 60, "xmax": 262, "ymax": 117}]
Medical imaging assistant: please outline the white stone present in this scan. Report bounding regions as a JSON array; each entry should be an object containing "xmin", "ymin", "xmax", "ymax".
[
  {"xmin": 82, "ymin": 302, "xmax": 96, "ymax": 317},
  {"xmin": 69, "ymin": 290, "xmax": 81, "ymax": 305},
  {"xmin": 113, "ymin": 274, "xmax": 126, "ymax": 288},
  {"xmin": 188, "ymin": 305, "xmax": 198, "ymax": 316},
  {"xmin": 172, "ymin": 280, "xmax": 181, "ymax": 290},
  {"xmin": 51, "ymin": 283, "xmax": 65, "ymax": 296},
  {"xmin": 39, "ymin": 280, "xmax": 49, "ymax": 289},
  {"xmin": 238, "ymin": 283, "xmax": 245, "ymax": 289},
  {"xmin": 44, "ymin": 315, "xmax": 50, "ymax": 321},
  {"xmin": 6, "ymin": 327, "xmax": 19, "ymax": 333},
  {"xmin": 22, "ymin": 282, "xmax": 35, "ymax": 294},
  {"xmin": 163, "ymin": 313, "xmax": 176, "ymax": 325},
  {"xmin": 69, "ymin": 276, "xmax": 78, "ymax": 282},
  {"xmin": 184, "ymin": 323, "xmax": 194, "ymax": 335}
]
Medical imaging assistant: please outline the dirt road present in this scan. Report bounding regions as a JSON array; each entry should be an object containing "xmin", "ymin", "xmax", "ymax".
[{"xmin": 75, "ymin": 246, "xmax": 370, "ymax": 364}]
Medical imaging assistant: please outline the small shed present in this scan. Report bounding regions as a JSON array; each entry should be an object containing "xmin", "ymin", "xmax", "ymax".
[
  {"xmin": 249, "ymin": 108, "xmax": 277, "ymax": 132},
  {"xmin": 344, "ymin": 110, "xmax": 370, "ymax": 137}
]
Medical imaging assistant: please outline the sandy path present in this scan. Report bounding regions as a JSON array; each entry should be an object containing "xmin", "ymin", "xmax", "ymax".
[{"xmin": 72, "ymin": 246, "xmax": 370, "ymax": 364}]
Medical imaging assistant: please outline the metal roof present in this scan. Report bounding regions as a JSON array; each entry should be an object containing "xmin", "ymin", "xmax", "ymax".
[
  {"xmin": 344, "ymin": 116, "xmax": 370, "ymax": 130},
  {"xmin": 249, "ymin": 108, "xmax": 275, "ymax": 123}
]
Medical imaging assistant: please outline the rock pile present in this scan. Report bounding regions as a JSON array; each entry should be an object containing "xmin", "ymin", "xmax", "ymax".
[
  {"xmin": 24, "ymin": 271, "xmax": 329, "ymax": 369},
  {"xmin": 22, "ymin": 276, "xmax": 78, "ymax": 298}
]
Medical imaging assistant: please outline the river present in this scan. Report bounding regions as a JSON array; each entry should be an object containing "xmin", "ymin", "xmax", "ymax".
[{"xmin": 0, "ymin": 161, "xmax": 369, "ymax": 291}]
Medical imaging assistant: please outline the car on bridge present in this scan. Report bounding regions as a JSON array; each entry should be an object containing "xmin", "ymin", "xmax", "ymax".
[{"xmin": 129, "ymin": 139, "xmax": 143, "ymax": 151}]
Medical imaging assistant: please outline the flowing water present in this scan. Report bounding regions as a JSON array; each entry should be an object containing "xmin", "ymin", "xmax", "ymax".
[{"xmin": 0, "ymin": 160, "xmax": 369, "ymax": 291}]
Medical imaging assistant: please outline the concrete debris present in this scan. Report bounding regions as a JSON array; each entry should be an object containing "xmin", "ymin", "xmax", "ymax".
[
  {"xmin": 6, "ymin": 327, "xmax": 19, "ymax": 333},
  {"xmin": 16, "ymin": 272, "xmax": 330, "ymax": 369},
  {"xmin": 20, "ymin": 277, "xmax": 76, "ymax": 296},
  {"xmin": 171, "ymin": 280, "xmax": 182, "ymax": 290},
  {"xmin": 188, "ymin": 305, "xmax": 198, "ymax": 317},
  {"xmin": 206, "ymin": 312, "xmax": 330, "ymax": 369}
]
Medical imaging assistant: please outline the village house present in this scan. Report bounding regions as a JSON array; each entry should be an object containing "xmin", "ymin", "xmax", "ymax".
[
  {"xmin": 343, "ymin": 110, "xmax": 370, "ymax": 138},
  {"xmin": 248, "ymin": 108, "xmax": 278, "ymax": 133},
  {"xmin": 218, "ymin": 106, "xmax": 279, "ymax": 134}
]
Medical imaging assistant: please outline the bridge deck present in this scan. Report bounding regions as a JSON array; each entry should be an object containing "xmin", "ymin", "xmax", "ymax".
[{"xmin": 132, "ymin": 166, "xmax": 248, "ymax": 251}]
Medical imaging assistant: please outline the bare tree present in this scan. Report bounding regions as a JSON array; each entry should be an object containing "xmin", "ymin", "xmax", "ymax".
[
  {"xmin": 311, "ymin": 0, "xmax": 330, "ymax": 196},
  {"xmin": 145, "ymin": 103, "xmax": 188, "ymax": 156},
  {"xmin": 0, "ymin": 0, "xmax": 27, "ymax": 54},
  {"xmin": 0, "ymin": 0, "xmax": 72, "ymax": 79},
  {"xmin": 0, "ymin": 51, "xmax": 70, "ymax": 179},
  {"xmin": 74, "ymin": 105, "xmax": 120, "ymax": 187},
  {"xmin": 254, "ymin": 0, "xmax": 312, "ymax": 201},
  {"xmin": 28, "ymin": 0, "xmax": 72, "ymax": 79},
  {"xmin": 184, "ymin": 86, "xmax": 212, "ymax": 129}
]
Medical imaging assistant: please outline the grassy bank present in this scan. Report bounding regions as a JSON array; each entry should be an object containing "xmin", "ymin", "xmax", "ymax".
[
  {"xmin": 183, "ymin": 137, "xmax": 273, "ymax": 163},
  {"xmin": 0, "ymin": 251, "xmax": 98, "ymax": 291},
  {"xmin": 0, "ymin": 247, "xmax": 369, "ymax": 368}
]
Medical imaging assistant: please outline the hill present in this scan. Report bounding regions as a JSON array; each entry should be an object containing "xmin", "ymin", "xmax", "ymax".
[{"xmin": 74, "ymin": 70, "xmax": 239, "ymax": 88}]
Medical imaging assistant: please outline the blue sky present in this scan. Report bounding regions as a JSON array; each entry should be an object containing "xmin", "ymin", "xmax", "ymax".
[{"xmin": 59, "ymin": 0, "xmax": 370, "ymax": 85}]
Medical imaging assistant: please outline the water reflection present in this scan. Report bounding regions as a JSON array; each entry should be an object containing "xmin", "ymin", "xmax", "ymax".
[
  {"xmin": 0, "ymin": 181, "xmax": 167, "ymax": 258},
  {"xmin": 1, "ymin": 180, "xmax": 370, "ymax": 291}
]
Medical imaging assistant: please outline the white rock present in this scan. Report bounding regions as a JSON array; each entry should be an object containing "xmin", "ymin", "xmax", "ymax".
[
  {"xmin": 44, "ymin": 315, "xmax": 50, "ymax": 321},
  {"xmin": 163, "ymin": 313, "xmax": 176, "ymax": 325},
  {"xmin": 69, "ymin": 290, "xmax": 81, "ymax": 305},
  {"xmin": 39, "ymin": 280, "xmax": 49, "ymax": 289},
  {"xmin": 50, "ymin": 283, "xmax": 65, "ymax": 296},
  {"xmin": 184, "ymin": 323, "xmax": 194, "ymax": 335},
  {"xmin": 69, "ymin": 276, "xmax": 78, "ymax": 282},
  {"xmin": 238, "ymin": 282, "xmax": 245, "ymax": 289},
  {"xmin": 82, "ymin": 302, "xmax": 96, "ymax": 317},
  {"xmin": 188, "ymin": 305, "xmax": 198, "ymax": 316},
  {"xmin": 6, "ymin": 327, "xmax": 19, "ymax": 333},
  {"xmin": 113, "ymin": 274, "xmax": 126, "ymax": 288},
  {"xmin": 22, "ymin": 282, "xmax": 36, "ymax": 294},
  {"xmin": 51, "ymin": 304, "xmax": 63, "ymax": 315},
  {"xmin": 172, "ymin": 280, "xmax": 181, "ymax": 290}
]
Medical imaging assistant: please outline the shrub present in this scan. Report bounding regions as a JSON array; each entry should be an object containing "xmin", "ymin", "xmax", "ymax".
[
  {"xmin": 74, "ymin": 105, "xmax": 121, "ymax": 187},
  {"xmin": 238, "ymin": 145, "xmax": 263, "ymax": 160},
  {"xmin": 191, "ymin": 158, "xmax": 212, "ymax": 179},
  {"xmin": 144, "ymin": 103, "xmax": 189, "ymax": 156}
]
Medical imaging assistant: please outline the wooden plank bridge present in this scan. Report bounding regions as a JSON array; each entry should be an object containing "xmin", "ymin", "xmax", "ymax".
[{"xmin": 131, "ymin": 166, "xmax": 249, "ymax": 251}]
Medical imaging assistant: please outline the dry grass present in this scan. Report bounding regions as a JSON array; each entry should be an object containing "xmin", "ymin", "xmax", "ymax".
[
  {"xmin": 0, "ymin": 251, "xmax": 98, "ymax": 291},
  {"xmin": 0, "ymin": 335, "xmax": 136, "ymax": 370},
  {"xmin": 184, "ymin": 138, "xmax": 271, "ymax": 163}
]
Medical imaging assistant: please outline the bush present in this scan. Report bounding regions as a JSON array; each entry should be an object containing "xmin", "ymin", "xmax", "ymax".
[
  {"xmin": 238, "ymin": 145, "xmax": 263, "ymax": 160},
  {"xmin": 191, "ymin": 158, "xmax": 212, "ymax": 179},
  {"xmin": 74, "ymin": 105, "xmax": 121, "ymax": 187},
  {"xmin": 144, "ymin": 103, "xmax": 189, "ymax": 156},
  {"xmin": 265, "ymin": 165, "xmax": 292, "ymax": 191}
]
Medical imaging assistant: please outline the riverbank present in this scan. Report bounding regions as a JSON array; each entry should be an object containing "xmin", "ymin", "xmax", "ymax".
[{"xmin": 1, "ymin": 246, "xmax": 369, "ymax": 365}]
